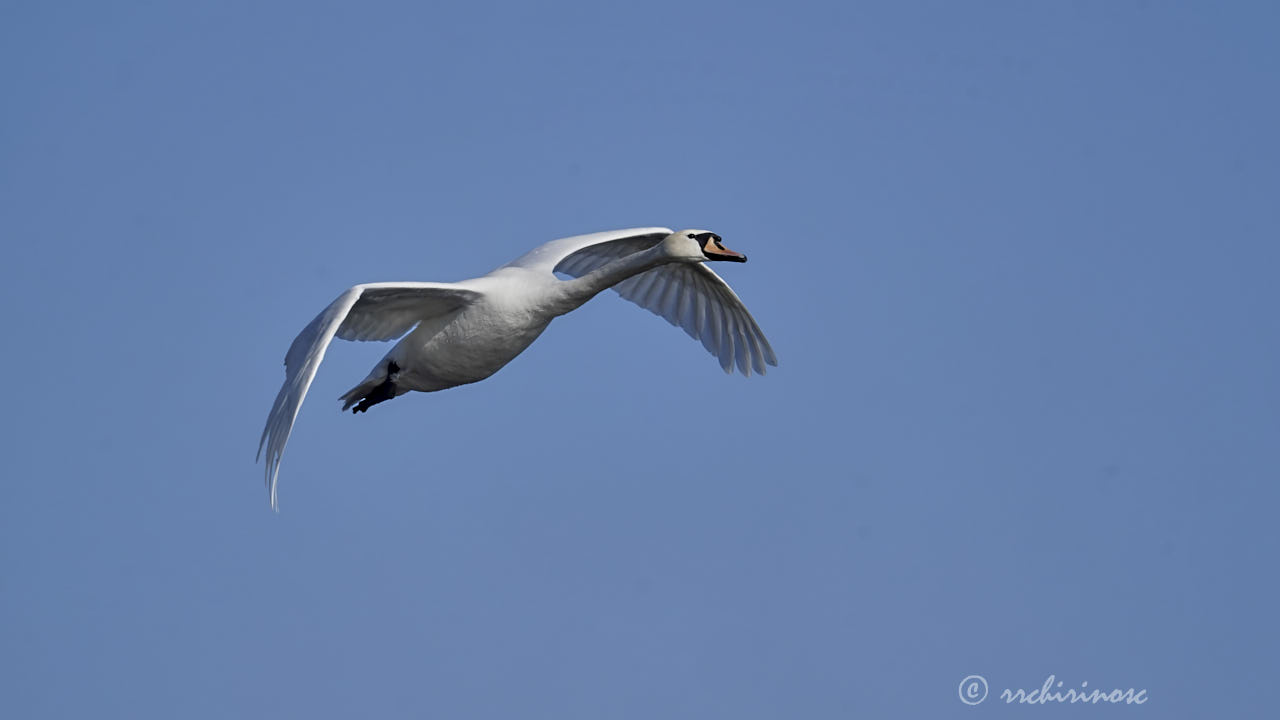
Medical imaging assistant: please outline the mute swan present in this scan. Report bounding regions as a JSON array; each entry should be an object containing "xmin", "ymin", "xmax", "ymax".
[{"xmin": 258, "ymin": 227, "xmax": 776, "ymax": 509}]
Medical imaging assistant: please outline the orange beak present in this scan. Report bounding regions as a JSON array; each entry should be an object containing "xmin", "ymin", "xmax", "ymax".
[{"xmin": 703, "ymin": 238, "xmax": 747, "ymax": 263}]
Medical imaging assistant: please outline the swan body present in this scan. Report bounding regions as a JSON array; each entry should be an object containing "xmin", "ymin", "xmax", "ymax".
[{"xmin": 258, "ymin": 227, "xmax": 776, "ymax": 509}]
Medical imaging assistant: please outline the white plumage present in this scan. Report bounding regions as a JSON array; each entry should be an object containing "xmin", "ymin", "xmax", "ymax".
[{"xmin": 258, "ymin": 227, "xmax": 776, "ymax": 509}]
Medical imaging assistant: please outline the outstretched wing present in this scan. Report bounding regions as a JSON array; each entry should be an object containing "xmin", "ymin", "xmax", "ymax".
[
  {"xmin": 547, "ymin": 231, "xmax": 778, "ymax": 377},
  {"xmin": 257, "ymin": 282, "xmax": 480, "ymax": 510}
]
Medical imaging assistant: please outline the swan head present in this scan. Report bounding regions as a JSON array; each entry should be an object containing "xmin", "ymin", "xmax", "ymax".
[{"xmin": 663, "ymin": 229, "xmax": 747, "ymax": 264}]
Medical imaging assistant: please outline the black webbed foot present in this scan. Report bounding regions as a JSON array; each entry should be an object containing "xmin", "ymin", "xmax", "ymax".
[{"xmin": 351, "ymin": 362, "xmax": 399, "ymax": 414}]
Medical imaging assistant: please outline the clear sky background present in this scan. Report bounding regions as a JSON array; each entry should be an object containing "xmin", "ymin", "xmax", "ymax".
[{"xmin": 2, "ymin": 1, "xmax": 1277, "ymax": 717}]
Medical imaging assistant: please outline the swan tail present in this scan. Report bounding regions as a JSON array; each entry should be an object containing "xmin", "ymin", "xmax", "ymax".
[{"xmin": 340, "ymin": 361, "xmax": 403, "ymax": 414}]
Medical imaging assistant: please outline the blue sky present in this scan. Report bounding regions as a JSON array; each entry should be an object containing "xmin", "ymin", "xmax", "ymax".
[{"xmin": 2, "ymin": 1, "xmax": 1277, "ymax": 717}]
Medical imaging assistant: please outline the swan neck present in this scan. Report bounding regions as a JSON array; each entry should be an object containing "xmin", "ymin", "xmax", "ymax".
[{"xmin": 551, "ymin": 246, "xmax": 669, "ymax": 315}]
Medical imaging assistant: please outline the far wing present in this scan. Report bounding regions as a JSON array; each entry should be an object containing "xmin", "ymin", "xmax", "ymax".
[
  {"xmin": 257, "ymin": 282, "xmax": 480, "ymax": 510},
  {"xmin": 555, "ymin": 241, "xmax": 778, "ymax": 377}
]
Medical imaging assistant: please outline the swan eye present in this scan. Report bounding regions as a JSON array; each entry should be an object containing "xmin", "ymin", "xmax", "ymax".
[{"xmin": 687, "ymin": 233, "xmax": 696, "ymax": 239}]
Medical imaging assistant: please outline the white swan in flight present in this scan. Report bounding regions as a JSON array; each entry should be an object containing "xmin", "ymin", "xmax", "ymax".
[{"xmin": 258, "ymin": 227, "xmax": 777, "ymax": 509}]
